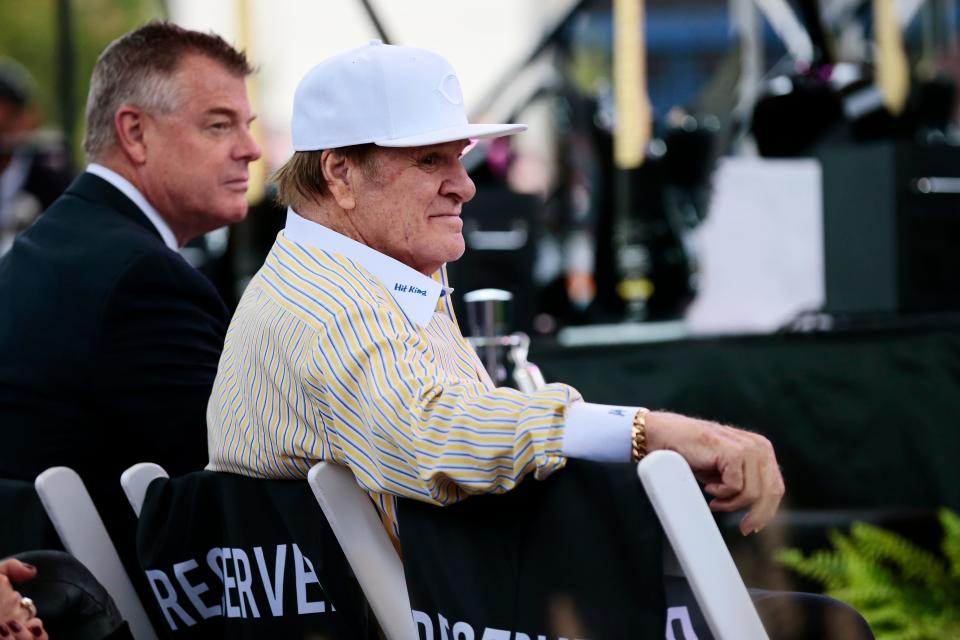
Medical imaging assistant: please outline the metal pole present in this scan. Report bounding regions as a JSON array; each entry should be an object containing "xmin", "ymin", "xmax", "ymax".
[
  {"xmin": 470, "ymin": 0, "xmax": 592, "ymax": 119},
  {"xmin": 730, "ymin": 0, "xmax": 763, "ymax": 152},
  {"xmin": 922, "ymin": 0, "xmax": 958, "ymax": 64},
  {"xmin": 797, "ymin": 0, "xmax": 834, "ymax": 65},
  {"xmin": 612, "ymin": 0, "xmax": 653, "ymax": 321},
  {"xmin": 357, "ymin": 0, "xmax": 393, "ymax": 44},
  {"xmin": 55, "ymin": 0, "xmax": 75, "ymax": 164}
]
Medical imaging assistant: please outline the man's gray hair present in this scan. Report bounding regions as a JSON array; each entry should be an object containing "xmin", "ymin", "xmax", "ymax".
[{"xmin": 83, "ymin": 21, "xmax": 252, "ymax": 162}]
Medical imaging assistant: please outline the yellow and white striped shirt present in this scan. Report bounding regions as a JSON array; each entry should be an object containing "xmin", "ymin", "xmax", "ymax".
[{"xmin": 207, "ymin": 211, "xmax": 581, "ymax": 536}]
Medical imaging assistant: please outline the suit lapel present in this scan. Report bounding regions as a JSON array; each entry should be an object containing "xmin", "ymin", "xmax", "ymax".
[{"xmin": 65, "ymin": 172, "xmax": 163, "ymax": 242}]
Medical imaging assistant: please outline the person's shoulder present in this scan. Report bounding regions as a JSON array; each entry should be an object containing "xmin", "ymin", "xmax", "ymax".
[
  {"xmin": 7, "ymin": 193, "xmax": 217, "ymax": 308},
  {"xmin": 23, "ymin": 185, "xmax": 162, "ymax": 258},
  {"xmin": 0, "ymin": 194, "xmax": 140, "ymax": 293},
  {"xmin": 103, "ymin": 246, "xmax": 228, "ymax": 331},
  {"xmin": 112, "ymin": 245, "xmax": 215, "ymax": 291},
  {"xmin": 262, "ymin": 233, "xmax": 389, "ymax": 318}
]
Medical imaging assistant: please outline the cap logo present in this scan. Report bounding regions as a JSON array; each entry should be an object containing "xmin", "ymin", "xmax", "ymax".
[{"xmin": 437, "ymin": 72, "xmax": 463, "ymax": 106}]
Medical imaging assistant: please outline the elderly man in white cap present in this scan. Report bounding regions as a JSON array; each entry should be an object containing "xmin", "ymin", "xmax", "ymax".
[{"xmin": 206, "ymin": 40, "xmax": 784, "ymax": 541}]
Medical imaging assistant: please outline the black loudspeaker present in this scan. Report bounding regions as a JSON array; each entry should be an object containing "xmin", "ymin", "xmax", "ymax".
[{"xmin": 819, "ymin": 141, "xmax": 960, "ymax": 315}]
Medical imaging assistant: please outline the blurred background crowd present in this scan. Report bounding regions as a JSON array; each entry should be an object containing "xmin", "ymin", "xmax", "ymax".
[{"xmin": 5, "ymin": 0, "xmax": 957, "ymax": 339}]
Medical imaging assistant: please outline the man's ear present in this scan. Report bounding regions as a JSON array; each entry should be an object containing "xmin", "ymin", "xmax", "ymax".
[
  {"xmin": 321, "ymin": 149, "xmax": 356, "ymax": 210},
  {"xmin": 114, "ymin": 106, "xmax": 148, "ymax": 165}
]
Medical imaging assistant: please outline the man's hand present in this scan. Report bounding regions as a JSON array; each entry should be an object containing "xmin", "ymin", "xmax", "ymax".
[{"xmin": 644, "ymin": 412, "xmax": 784, "ymax": 535}]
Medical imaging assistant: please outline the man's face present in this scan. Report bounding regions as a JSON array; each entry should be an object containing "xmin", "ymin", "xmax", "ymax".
[
  {"xmin": 348, "ymin": 140, "xmax": 476, "ymax": 276},
  {"xmin": 137, "ymin": 54, "xmax": 261, "ymax": 245}
]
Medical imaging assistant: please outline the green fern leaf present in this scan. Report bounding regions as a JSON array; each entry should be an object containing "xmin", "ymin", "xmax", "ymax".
[
  {"xmin": 941, "ymin": 508, "xmax": 960, "ymax": 579},
  {"xmin": 849, "ymin": 522, "xmax": 945, "ymax": 586},
  {"xmin": 775, "ymin": 547, "xmax": 848, "ymax": 590},
  {"xmin": 776, "ymin": 509, "xmax": 960, "ymax": 639}
]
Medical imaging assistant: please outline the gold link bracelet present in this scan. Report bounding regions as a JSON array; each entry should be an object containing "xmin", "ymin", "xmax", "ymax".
[{"xmin": 631, "ymin": 408, "xmax": 649, "ymax": 463}]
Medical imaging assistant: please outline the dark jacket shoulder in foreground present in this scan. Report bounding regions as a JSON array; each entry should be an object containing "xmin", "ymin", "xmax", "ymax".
[{"xmin": 0, "ymin": 171, "xmax": 227, "ymax": 497}]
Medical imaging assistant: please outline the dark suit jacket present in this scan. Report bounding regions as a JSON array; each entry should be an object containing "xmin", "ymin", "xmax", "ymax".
[{"xmin": 0, "ymin": 171, "xmax": 228, "ymax": 556}]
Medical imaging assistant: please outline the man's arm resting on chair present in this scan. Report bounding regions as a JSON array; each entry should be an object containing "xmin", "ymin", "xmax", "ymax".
[{"xmin": 564, "ymin": 402, "xmax": 785, "ymax": 535}]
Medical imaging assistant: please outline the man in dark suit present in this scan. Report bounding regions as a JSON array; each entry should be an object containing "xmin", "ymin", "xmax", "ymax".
[{"xmin": 0, "ymin": 22, "xmax": 261, "ymax": 548}]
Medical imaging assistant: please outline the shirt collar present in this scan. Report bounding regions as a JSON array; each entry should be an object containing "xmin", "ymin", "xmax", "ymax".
[
  {"xmin": 86, "ymin": 163, "xmax": 178, "ymax": 251},
  {"xmin": 283, "ymin": 208, "xmax": 453, "ymax": 327}
]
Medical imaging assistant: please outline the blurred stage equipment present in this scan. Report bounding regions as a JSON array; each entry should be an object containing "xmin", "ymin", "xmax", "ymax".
[
  {"xmin": 612, "ymin": 0, "xmax": 654, "ymax": 321},
  {"xmin": 446, "ymin": 174, "xmax": 539, "ymax": 332},
  {"xmin": 449, "ymin": 0, "xmax": 728, "ymax": 328},
  {"xmin": 741, "ymin": 0, "xmax": 960, "ymax": 321},
  {"xmin": 750, "ymin": 0, "xmax": 957, "ymax": 156},
  {"xmin": 463, "ymin": 289, "xmax": 546, "ymax": 393},
  {"xmin": 684, "ymin": 157, "xmax": 824, "ymax": 336},
  {"xmin": 874, "ymin": 0, "xmax": 910, "ymax": 115},
  {"xmin": 747, "ymin": 0, "xmax": 843, "ymax": 158},
  {"xmin": 820, "ymin": 141, "xmax": 960, "ymax": 316}
]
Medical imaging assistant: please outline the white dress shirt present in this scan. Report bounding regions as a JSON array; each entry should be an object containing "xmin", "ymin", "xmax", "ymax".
[{"xmin": 87, "ymin": 163, "xmax": 178, "ymax": 251}]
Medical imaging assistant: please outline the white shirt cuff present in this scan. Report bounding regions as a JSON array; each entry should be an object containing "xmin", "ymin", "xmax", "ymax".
[{"xmin": 561, "ymin": 402, "xmax": 639, "ymax": 462}]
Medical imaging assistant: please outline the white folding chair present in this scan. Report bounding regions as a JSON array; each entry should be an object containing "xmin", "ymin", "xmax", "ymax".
[
  {"xmin": 34, "ymin": 466, "xmax": 159, "ymax": 640},
  {"xmin": 307, "ymin": 462, "xmax": 417, "ymax": 640},
  {"xmin": 638, "ymin": 450, "xmax": 770, "ymax": 640},
  {"xmin": 120, "ymin": 463, "xmax": 169, "ymax": 518}
]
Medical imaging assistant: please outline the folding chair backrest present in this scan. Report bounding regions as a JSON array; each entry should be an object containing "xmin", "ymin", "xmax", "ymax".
[
  {"xmin": 34, "ymin": 466, "xmax": 159, "ymax": 640},
  {"xmin": 120, "ymin": 463, "xmax": 169, "ymax": 518},
  {"xmin": 637, "ymin": 450, "xmax": 769, "ymax": 640},
  {"xmin": 121, "ymin": 461, "xmax": 369, "ymax": 636},
  {"xmin": 308, "ymin": 462, "xmax": 417, "ymax": 640}
]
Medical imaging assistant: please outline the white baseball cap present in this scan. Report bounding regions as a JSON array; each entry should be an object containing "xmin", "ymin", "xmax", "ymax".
[{"xmin": 291, "ymin": 40, "xmax": 527, "ymax": 150}]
